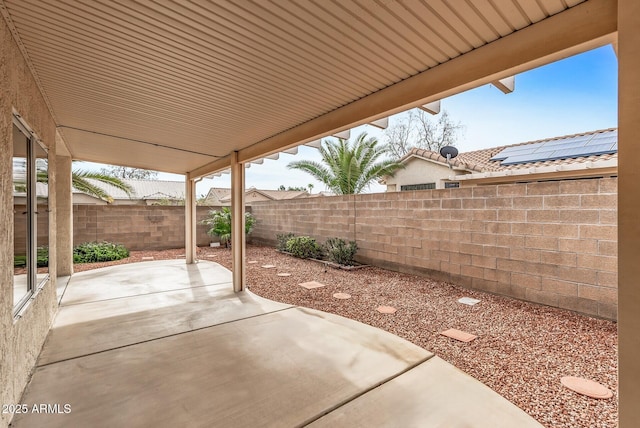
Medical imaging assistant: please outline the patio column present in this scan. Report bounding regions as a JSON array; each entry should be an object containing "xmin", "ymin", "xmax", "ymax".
[
  {"xmin": 230, "ymin": 151, "xmax": 246, "ymax": 292},
  {"xmin": 185, "ymin": 174, "xmax": 197, "ymax": 264},
  {"xmin": 618, "ymin": 0, "xmax": 640, "ymax": 426},
  {"xmin": 55, "ymin": 154, "xmax": 73, "ymax": 276}
]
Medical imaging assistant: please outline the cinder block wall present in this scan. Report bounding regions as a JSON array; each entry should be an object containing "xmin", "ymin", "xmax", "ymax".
[
  {"xmin": 72, "ymin": 205, "xmax": 233, "ymax": 250},
  {"xmin": 251, "ymin": 178, "xmax": 618, "ymax": 320}
]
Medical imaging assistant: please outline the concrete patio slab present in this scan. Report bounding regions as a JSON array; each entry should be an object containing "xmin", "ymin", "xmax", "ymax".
[
  {"xmin": 12, "ymin": 260, "xmax": 543, "ymax": 428},
  {"xmin": 39, "ymin": 283, "xmax": 290, "ymax": 365},
  {"xmin": 309, "ymin": 356, "xmax": 543, "ymax": 428},
  {"xmin": 60, "ymin": 260, "xmax": 232, "ymax": 306},
  {"xmin": 15, "ymin": 308, "xmax": 431, "ymax": 428}
]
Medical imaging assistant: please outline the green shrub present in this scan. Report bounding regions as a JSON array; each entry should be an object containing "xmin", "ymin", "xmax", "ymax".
[
  {"xmin": 37, "ymin": 246, "xmax": 49, "ymax": 267},
  {"xmin": 286, "ymin": 236, "xmax": 322, "ymax": 259},
  {"xmin": 13, "ymin": 247, "xmax": 48, "ymax": 267},
  {"xmin": 73, "ymin": 242, "xmax": 129, "ymax": 263},
  {"xmin": 324, "ymin": 238, "xmax": 358, "ymax": 266},
  {"xmin": 14, "ymin": 255, "xmax": 26, "ymax": 268},
  {"xmin": 276, "ymin": 233, "xmax": 295, "ymax": 252},
  {"xmin": 200, "ymin": 207, "xmax": 256, "ymax": 248}
]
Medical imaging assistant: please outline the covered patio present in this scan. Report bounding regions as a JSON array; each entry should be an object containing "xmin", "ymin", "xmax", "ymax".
[
  {"xmin": 13, "ymin": 260, "xmax": 540, "ymax": 427},
  {"xmin": 1, "ymin": 0, "xmax": 638, "ymax": 426}
]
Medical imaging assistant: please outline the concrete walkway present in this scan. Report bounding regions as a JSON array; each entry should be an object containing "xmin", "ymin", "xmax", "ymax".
[{"xmin": 12, "ymin": 260, "xmax": 542, "ymax": 428}]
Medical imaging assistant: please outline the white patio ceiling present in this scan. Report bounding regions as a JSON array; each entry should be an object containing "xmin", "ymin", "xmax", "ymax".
[{"xmin": 0, "ymin": 0, "xmax": 615, "ymax": 176}]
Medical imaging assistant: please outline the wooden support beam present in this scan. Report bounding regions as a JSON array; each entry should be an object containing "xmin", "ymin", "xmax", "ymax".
[
  {"xmin": 368, "ymin": 117, "xmax": 389, "ymax": 129},
  {"xmin": 418, "ymin": 100, "xmax": 441, "ymax": 115},
  {"xmin": 491, "ymin": 76, "xmax": 515, "ymax": 94}
]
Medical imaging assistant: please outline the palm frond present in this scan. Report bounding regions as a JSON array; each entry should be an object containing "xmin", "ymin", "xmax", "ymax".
[{"xmin": 288, "ymin": 132, "xmax": 404, "ymax": 195}]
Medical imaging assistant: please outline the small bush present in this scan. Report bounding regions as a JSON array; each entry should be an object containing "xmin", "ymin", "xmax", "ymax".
[
  {"xmin": 37, "ymin": 246, "xmax": 49, "ymax": 267},
  {"xmin": 324, "ymin": 238, "xmax": 358, "ymax": 266},
  {"xmin": 286, "ymin": 236, "xmax": 322, "ymax": 259},
  {"xmin": 13, "ymin": 247, "xmax": 48, "ymax": 267},
  {"xmin": 73, "ymin": 242, "xmax": 129, "ymax": 264},
  {"xmin": 14, "ymin": 255, "xmax": 26, "ymax": 268},
  {"xmin": 276, "ymin": 233, "xmax": 295, "ymax": 252},
  {"xmin": 200, "ymin": 207, "xmax": 255, "ymax": 247}
]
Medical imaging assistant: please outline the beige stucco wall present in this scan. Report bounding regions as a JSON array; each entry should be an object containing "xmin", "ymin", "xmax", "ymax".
[
  {"xmin": 385, "ymin": 157, "xmax": 465, "ymax": 190},
  {"xmin": 1, "ymin": 16, "xmax": 59, "ymax": 427}
]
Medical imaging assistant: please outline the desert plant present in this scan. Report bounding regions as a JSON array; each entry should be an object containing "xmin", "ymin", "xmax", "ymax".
[
  {"xmin": 287, "ymin": 132, "xmax": 404, "ymax": 194},
  {"xmin": 276, "ymin": 233, "xmax": 296, "ymax": 252},
  {"xmin": 201, "ymin": 207, "xmax": 256, "ymax": 248},
  {"xmin": 73, "ymin": 242, "xmax": 129, "ymax": 263},
  {"xmin": 286, "ymin": 236, "xmax": 322, "ymax": 259},
  {"xmin": 324, "ymin": 238, "xmax": 358, "ymax": 266}
]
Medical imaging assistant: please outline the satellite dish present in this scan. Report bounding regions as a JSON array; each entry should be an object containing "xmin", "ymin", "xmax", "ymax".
[
  {"xmin": 440, "ymin": 146, "xmax": 458, "ymax": 159},
  {"xmin": 439, "ymin": 146, "xmax": 458, "ymax": 169}
]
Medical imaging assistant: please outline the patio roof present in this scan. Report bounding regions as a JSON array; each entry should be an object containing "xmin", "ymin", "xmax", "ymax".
[{"xmin": 0, "ymin": 0, "xmax": 615, "ymax": 176}]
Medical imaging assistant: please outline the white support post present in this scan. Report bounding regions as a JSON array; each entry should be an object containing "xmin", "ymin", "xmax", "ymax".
[
  {"xmin": 185, "ymin": 175, "xmax": 196, "ymax": 264},
  {"xmin": 230, "ymin": 151, "xmax": 246, "ymax": 292}
]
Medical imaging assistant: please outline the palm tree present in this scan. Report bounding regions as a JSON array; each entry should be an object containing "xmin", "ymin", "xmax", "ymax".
[
  {"xmin": 70, "ymin": 168, "xmax": 134, "ymax": 203},
  {"xmin": 287, "ymin": 132, "xmax": 404, "ymax": 195},
  {"xmin": 35, "ymin": 161, "xmax": 134, "ymax": 203}
]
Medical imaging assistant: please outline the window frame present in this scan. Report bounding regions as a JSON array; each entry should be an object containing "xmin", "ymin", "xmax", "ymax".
[{"xmin": 12, "ymin": 113, "xmax": 49, "ymax": 318}]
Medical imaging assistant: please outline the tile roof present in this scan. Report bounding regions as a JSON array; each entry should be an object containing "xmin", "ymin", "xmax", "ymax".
[
  {"xmin": 205, "ymin": 187, "xmax": 309, "ymax": 203},
  {"xmin": 75, "ymin": 179, "xmax": 185, "ymax": 201},
  {"xmin": 402, "ymin": 128, "xmax": 617, "ymax": 173}
]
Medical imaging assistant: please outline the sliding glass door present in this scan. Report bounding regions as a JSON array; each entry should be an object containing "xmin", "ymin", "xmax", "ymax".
[{"xmin": 12, "ymin": 117, "xmax": 49, "ymax": 316}]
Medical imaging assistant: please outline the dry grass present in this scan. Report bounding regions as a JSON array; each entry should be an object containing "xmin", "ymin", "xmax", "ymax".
[{"xmin": 75, "ymin": 245, "xmax": 618, "ymax": 428}]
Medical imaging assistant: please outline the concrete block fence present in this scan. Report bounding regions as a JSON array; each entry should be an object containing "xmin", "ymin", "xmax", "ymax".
[
  {"xmin": 251, "ymin": 178, "xmax": 618, "ymax": 320},
  {"xmin": 72, "ymin": 205, "xmax": 232, "ymax": 251}
]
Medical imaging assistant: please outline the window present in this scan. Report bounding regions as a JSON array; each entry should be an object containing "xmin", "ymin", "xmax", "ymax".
[
  {"xmin": 12, "ymin": 115, "xmax": 49, "ymax": 316},
  {"xmin": 444, "ymin": 182, "xmax": 460, "ymax": 189},
  {"xmin": 401, "ymin": 183, "xmax": 436, "ymax": 191}
]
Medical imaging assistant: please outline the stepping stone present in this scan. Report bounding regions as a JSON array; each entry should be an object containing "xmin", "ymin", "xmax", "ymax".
[
  {"xmin": 261, "ymin": 264, "xmax": 276, "ymax": 269},
  {"xmin": 248, "ymin": 260, "xmax": 258, "ymax": 264},
  {"xmin": 205, "ymin": 254, "xmax": 217, "ymax": 258},
  {"xmin": 458, "ymin": 297, "xmax": 481, "ymax": 306},
  {"xmin": 299, "ymin": 281, "xmax": 326, "ymax": 290},
  {"xmin": 141, "ymin": 256, "xmax": 154, "ymax": 261},
  {"xmin": 277, "ymin": 273, "xmax": 291, "ymax": 277},
  {"xmin": 561, "ymin": 376, "xmax": 613, "ymax": 399},
  {"xmin": 333, "ymin": 293, "xmax": 351, "ymax": 300},
  {"xmin": 440, "ymin": 328, "xmax": 477, "ymax": 343},
  {"xmin": 377, "ymin": 306, "xmax": 397, "ymax": 314}
]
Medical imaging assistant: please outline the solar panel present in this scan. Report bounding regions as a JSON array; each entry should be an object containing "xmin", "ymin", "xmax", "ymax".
[{"xmin": 490, "ymin": 131, "xmax": 617, "ymax": 165}]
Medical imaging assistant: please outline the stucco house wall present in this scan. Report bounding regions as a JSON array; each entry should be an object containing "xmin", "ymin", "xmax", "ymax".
[
  {"xmin": 1, "ymin": 16, "xmax": 60, "ymax": 427},
  {"xmin": 385, "ymin": 157, "xmax": 468, "ymax": 190}
]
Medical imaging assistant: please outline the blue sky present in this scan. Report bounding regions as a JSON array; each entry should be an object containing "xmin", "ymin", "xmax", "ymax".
[{"xmin": 82, "ymin": 45, "xmax": 618, "ymax": 196}]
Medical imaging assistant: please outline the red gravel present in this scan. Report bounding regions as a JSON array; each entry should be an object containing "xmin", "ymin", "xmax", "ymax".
[{"xmin": 74, "ymin": 245, "xmax": 618, "ymax": 428}]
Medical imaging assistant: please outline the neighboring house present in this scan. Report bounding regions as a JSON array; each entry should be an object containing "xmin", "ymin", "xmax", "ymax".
[
  {"xmin": 73, "ymin": 179, "xmax": 186, "ymax": 205},
  {"xmin": 203, "ymin": 187, "xmax": 309, "ymax": 205},
  {"xmin": 383, "ymin": 128, "xmax": 618, "ymax": 191}
]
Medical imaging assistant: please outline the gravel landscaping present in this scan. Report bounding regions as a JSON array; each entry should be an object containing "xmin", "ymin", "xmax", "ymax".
[{"xmin": 75, "ymin": 245, "xmax": 618, "ymax": 428}]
